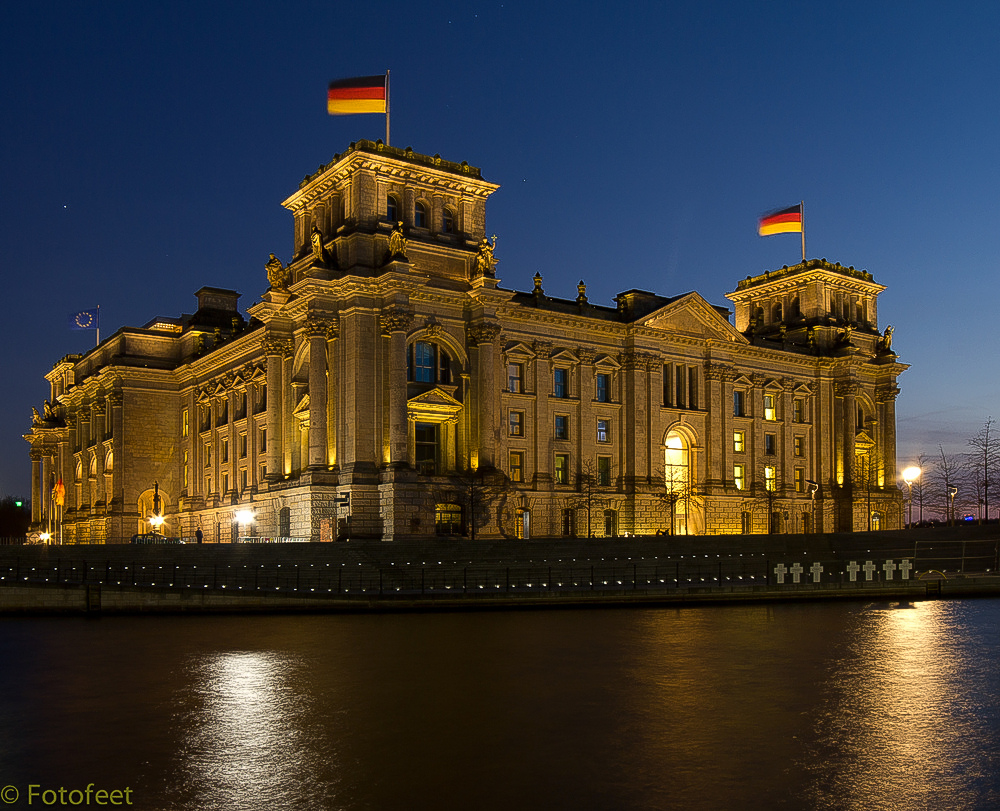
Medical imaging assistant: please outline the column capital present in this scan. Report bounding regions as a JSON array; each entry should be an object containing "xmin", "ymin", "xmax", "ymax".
[
  {"xmin": 306, "ymin": 313, "xmax": 338, "ymax": 339},
  {"xmin": 379, "ymin": 310, "xmax": 413, "ymax": 336},
  {"xmin": 469, "ymin": 322, "xmax": 502, "ymax": 346},
  {"xmin": 263, "ymin": 334, "xmax": 294, "ymax": 356}
]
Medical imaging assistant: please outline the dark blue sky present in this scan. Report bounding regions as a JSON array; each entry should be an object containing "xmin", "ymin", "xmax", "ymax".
[{"xmin": 3, "ymin": 0, "xmax": 998, "ymax": 496}]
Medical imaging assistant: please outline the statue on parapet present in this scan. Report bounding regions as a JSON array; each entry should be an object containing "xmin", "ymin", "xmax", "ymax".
[
  {"xmin": 310, "ymin": 225, "xmax": 332, "ymax": 266},
  {"xmin": 473, "ymin": 235, "xmax": 498, "ymax": 278},
  {"xmin": 877, "ymin": 324, "xmax": 894, "ymax": 353},
  {"xmin": 266, "ymin": 253, "xmax": 288, "ymax": 290}
]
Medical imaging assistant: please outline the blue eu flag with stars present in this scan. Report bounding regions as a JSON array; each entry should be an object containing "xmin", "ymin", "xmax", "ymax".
[{"xmin": 69, "ymin": 308, "xmax": 99, "ymax": 330}]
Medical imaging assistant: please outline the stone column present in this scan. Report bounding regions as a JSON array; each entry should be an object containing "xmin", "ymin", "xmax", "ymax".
[
  {"xmin": 263, "ymin": 335, "xmax": 291, "ymax": 481},
  {"xmin": 92, "ymin": 402, "xmax": 107, "ymax": 505},
  {"xmin": 107, "ymin": 392, "xmax": 123, "ymax": 541},
  {"xmin": 306, "ymin": 316, "xmax": 333, "ymax": 470},
  {"xmin": 704, "ymin": 363, "xmax": 727, "ymax": 487},
  {"xmin": 878, "ymin": 384, "xmax": 900, "ymax": 488},
  {"xmin": 381, "ymin": 310, "xmax": 413, "ymax": 467},
  {"xmin": 326, "ymin": 322, "xmax": 339, "ymax": 468},
  {"xmin": 838, "ymin": 381, "xmax": 858, "ymax": 488},
  {"xmin": 470, "ymin": 322, "xmax": 501, "ymax": 468},
  {"xmin": 30, "ymin": 449, "xmax": 42, "ymax": 523}
]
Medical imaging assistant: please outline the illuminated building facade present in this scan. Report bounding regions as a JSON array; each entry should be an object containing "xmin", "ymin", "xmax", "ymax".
[{"xmin": 25, "ymin": 140, "xmax": 907, "ymax": 542}]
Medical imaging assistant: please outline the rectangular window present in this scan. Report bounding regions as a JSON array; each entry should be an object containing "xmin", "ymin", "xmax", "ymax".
[
  {"xmin": 794, "ymin": 468, "xmax": 804, "ymax": 493},
  {"xmin": 688, "ymin": 367, "xmax": 698, "ymax": 409},
  {"xmin": 596, "ymin": 373, "xmax": 610, "ymax": 403},
  {"xmin": 555, "ymin": 453, "xmax": 569, "ymax": 484},
  {"xmin": 675, "ymin": 366, "xmax": 686, "ymax": 409},
  {"xmin": 509, "ymin": 451, "xmax": 524, "ymax": 483},
  {"xmin": 221, "ymin": 437, "xmax": 229, "ymax": 463},
  {"xmin": 260, "ymin": 427, "xmax": 267, "ymax": 452},
  {"xmin": 509, "ymin": 410, "xmax": 523, "ymax": 437},
  {"xmin": 240, "ymin": 468, "xmax": 248, "ymax": 492},
  {"xmin": 204, "ymin": 441, "xmax": 212, "ymax": 467},
  {"xmin": 794, "ymin": 436, "xmax": 804, "ymax": 457},
  {"xmin": 554, "ymin": 368, "xmax": 568, "ymax": 398},
  {"xmin": 414, "ymin": 422, "xmax": 439, "ymax": 475},
  {"xmin": 793, "ymin": 398, "xmax": 804, "ymax": 424},
  {"xmin": 414, "ymin": 342, "xmax": 435, "ymax": 383},
  {"xmin": 561, "ymin": 508, "xmax": 574, "ymax": 537},
  {"xmin": 223, "ymin": 473, "xmax": 230, "ymax": 494},
  {"xmin": 182, "ymin": 408, "xmax": 189, "ymax": 438},
  {"xmin": 597, "ymin": 456, "xmax": 611, "ymax": 486},
  {"xmin": 663, "ymin": 363, "xmax": 673, "ymax": 406},
  {"xmin": 734, "ymin": 464, "xmax": 745, "ymax": 491},
  {"xmin": 508, "ymin": 363, "xmax": 523, "ymax": 393},
  {"xmin": 240, "ymin": 433, "xmax": 248, "ymax": 458},
  {"xmin": 764, "ymin": 394, "xmax": 776, "ymax": 421},
  {"xmin": 765, "ymin": 433, "xmax": 777, "ymax": 456},
  {"xmin": 765, "ymin": 466, "xmax": 777, "ymax": 492},
  {"xmin": 733, "ymin": 430, "xmax": 745, "ymax": 453},
  {"xmin": 597, "ymin": 419, "xmax": 610, "ymax": 443},
  {"xmin": 734, "ymin": 390, "xmax": 746, "ymax": 417},
  {"xmin": 555, "ymin": 415, "xmax": 569, "ymax": 440},
  {"xmin": 206, "ymin": 475, "xmax": 212, "ymax": 494},
  {"xmin": 260, "ymin": 463, "xmax": 267, "ymax": 481},
  {"xmin": 183, "ymin": 451, "xmax": 189, "ymax": 489}
]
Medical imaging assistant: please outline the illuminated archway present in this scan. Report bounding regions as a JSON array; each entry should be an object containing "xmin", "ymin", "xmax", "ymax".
[{"xmin": 664, "ymin": 429, "xmax": 690, "ymax": 535}]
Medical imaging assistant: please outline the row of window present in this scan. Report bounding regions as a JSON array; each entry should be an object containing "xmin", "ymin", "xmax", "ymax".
[
  {"xmin": 508, "ymin": 363, "xmax": 613, "ymax": 401},
  {"xmin": 732, "ymin": 464, "xmax": 808, "ymax": 492},
  {"xmin": 732, "ymin": 430, "xmax": 807, "ymax": 457},
  {"xmin": 733, "ymin": 391, "xmax": 807, "ymax": 422},
  {"xmin": 182, "ymin": 390, "xmax": 265, "ymax": 439},
  {"xmin": 509, "ymin": 412, "xmax": 612, "ymax": 443},
  {"xmin": 386, "ymin": 195, "xmax": 456, "ymax": 233},
  {"xmin": 508, "ymin": 452, "xmax": 614, "ymax": 486}
]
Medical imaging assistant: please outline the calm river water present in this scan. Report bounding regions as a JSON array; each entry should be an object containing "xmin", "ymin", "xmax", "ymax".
[{"xmin": 1, "ymin": 599, "xmax": 999, "ymax": 810}]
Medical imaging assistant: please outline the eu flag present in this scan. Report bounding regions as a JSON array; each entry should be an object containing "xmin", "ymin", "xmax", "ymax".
[{"xmin": 69, "ymin": 308, "xmax": 99, "ymax": 330}]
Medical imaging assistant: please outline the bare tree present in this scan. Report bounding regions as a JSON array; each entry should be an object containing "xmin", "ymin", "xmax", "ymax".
[
  {"xmin": 930, "ymin": 444, "xmax": 964, "ymax": 524},
  {"xmin": 966, "ymin": 417, "xmax": 999, "ymax": 522},
  {"xmin": 569, "ymin": 458, "xmax": 618, "ymax": 537}
]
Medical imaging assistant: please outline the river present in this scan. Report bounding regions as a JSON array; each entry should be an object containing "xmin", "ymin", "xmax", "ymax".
[{"xmin": 1, "ymin": 598, "xmax": 998, "ymax": 810}]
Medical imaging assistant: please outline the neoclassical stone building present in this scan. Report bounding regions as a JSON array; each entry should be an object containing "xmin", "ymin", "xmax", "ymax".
[{"xmin": 25, "ymin": 140, "xmax": 907, "ymax": 543}]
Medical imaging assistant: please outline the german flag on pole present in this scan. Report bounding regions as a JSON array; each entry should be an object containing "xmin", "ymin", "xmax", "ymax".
[
  {"xmin": 327, "ymin": 75, "xmax": 387, "ymax": 115},
  {"xmin": 758, "ymin": 204, "xmax": 803, "ymax": 236}
]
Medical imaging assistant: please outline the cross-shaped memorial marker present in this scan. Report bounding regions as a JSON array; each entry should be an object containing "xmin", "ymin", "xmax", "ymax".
[
  {"xmin": 863, "ymin": 560, "xmax": 876, "ymax": 581},
  {"xmin": 883, "ymin": 560, "xmax": 897, "ymax": 580},
  {"xmin": 810, "ymin": 562, "xmax": 824, "ymax": 583},
  {"xmin": 899, "ymin": 559, "xmax": 912, "ymax": 579},
  {"xmin": 847, "ymin": 561, "xmax": 860, "ymax": 582},
  {"xmin": 790, "ymin": 562, "xmax": 804, "ymax": 583},
  {"xmin": 773, "ymin": 563, "xmax": 788, "ymax": 584}
]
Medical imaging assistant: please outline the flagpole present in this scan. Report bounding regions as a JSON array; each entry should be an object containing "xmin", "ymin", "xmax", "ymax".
[
  {"xmin": 96, "ymin": 304, "xmax": 101, "ymax": 346},
  {"xmin": 385, "ymin": 70, "xmax": 390, "ymax": 145},
  {"xmin": 800, "ymin": 201, "xmax": 806, "ymax": 263}
]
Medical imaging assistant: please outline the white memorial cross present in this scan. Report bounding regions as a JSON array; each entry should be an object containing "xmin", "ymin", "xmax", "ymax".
[
  {"xmin": 773, "ymin": 563, "xmax": 788, "ymax": 584},
  {"xmin": 863, "ymin": 560, "xmax": 876, "ymax": 581},
  {"xmin": 883, "ymin": 560, "xmax": 897, "ymax": 581},
  {"xmin": 810, "ymin": 562, "xmax": 824, "ymax": 583},
  {"xmin": 899, "ymin": 559, "xmax": 913, "ymax": 580},
  {"xmin": 790, "ymin": 562, "xmax": 804, "ymax": 583},
  {"xmin": 847, "ymin": 561, "xmax": 860, "ymax": 582}
]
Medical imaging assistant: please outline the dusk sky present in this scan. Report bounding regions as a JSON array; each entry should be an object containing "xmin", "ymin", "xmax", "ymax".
[{"xmin": 3, "ymin": 0, "xmax": 998, "ymax": 498}]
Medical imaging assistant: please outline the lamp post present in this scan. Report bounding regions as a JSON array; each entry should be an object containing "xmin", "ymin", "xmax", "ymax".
[
  {"xmin": 948, "ymin": 486, "xmax": 958, "ymax": 526},
  {"xmin": 902, "ymin": 466, "xmax": 921, "ymax": 528},
  {"xmin": 234, "ymin": 509, "xmax": 255, "ymax": 544},
  {"xmin": 149, "ymin": 481, "xmax": 165, "ymax": 535},
  {"xmin": 806, "ymin": 480, "xmax": 819, "ymax": 533}
]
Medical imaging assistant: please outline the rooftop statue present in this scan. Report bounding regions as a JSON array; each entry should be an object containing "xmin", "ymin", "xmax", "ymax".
[
  {"xmin": 877, "ymin": 324, "xmax": 894, "ymax": 353},
  {"xmin": 310, "ymin": 225, "xmax": 331, "ymax": 266},
  {"xmin": 266, "ymin": 253, "xmax": 288, "ymax": 290},
  {"xmin": 388, "ymin": 221, "xmax": 407, "ymax": 260},
  {"xmin": 474, "ymin": 235, "xmax": 497, "ymax": 277}
]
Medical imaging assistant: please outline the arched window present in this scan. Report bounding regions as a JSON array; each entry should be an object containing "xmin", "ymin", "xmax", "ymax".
[
  {"xmin": 75, "ymin": 460, "xmax": 83, "ymax": 482},
  {"xmin": 105, "ymin": 450, "xmax": 113, "ymax": 472},
  {"xmin": 773, "ymin": 302, "xmax": 783, "ymax": 323},
  {"xmin": 386, "ymin": 194, "xmax": 399, "ymax": 223},
  {"xmin": 664, "ymin": 431, "xmax": 689, "ymax": 535},
  {"xmin": 88, "ymin": 455, "xmax": 98, "ymax": 478},
  {"xmin": 408, "ymin": 341, "xmax": 451, "ymax": 385},
  {"xmin": 442, "ymin": 208, "xmax": 455, "ymax": 233},
  {"xmin": 414, "ymin": 201, "xmax": 427, "ymax": 228}
]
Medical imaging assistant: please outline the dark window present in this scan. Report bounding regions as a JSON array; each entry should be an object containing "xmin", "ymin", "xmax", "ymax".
[
  {"xmin": 442, "ymin": 208, "xmax": 454, "ymax": 233},
  {"xmin": 278, "ymin": 507, "xmax": 291, "ymax": 536},
  {"xmin": 555, "ymin": 415, "xmax": 569, "ymax": 440},
  {"xmin": 414, "ymin": 201, "xmax": 427, "ymax": 228},
  {"xmin": 508, "ymin": 363, "xmax": 523, "ymax": 393},
  {"xmin": 597, "ymin": 419, "xmax": 610, "ymax": 443},
  {"xmin": 554, "ymin": 368, "xmax": 568, "ymax": 398},
  {"xmin": 509, "ymin": 411, "xmax": 523, "ymax": 437},
  {"xmin": 597, "ymin": 456, "xmax": 611, "ymax": 486},
  {"xmin": 414, "ymin": 342, "xmax": 434, "ymax": 383},
  {"xmin": 734, "ymin": 390, "xmax": 746, "ymax": 417},
  {"xmin": 765, "ymin": 433, "xmax": 777, "ymax": 456},
  {"xmin": 415, "ymin": 423, "xmax": 438, "ymax": 475},
  {"xmin": 561, "ymin": 508, "xmax": 574, "ymax": 537},
  {"xmin": 596, "ymin": 373, "xmax": 610, "ymax": 402},
  {"xmin": 387, "ymin": 195, "xmax": 398, "ymax": 222}
]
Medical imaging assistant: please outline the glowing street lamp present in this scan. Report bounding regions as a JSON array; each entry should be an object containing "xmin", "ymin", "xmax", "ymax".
[
  {"xmin": 902, "ymin": 466, "xmax": 921, "ymax": 528},
  {"xmin": 234, "ymin": 509, "xmax": 255, "ymax": 543},
  {"xmin": 948, "ymin": 486, "xmax": 958, "ymax": 525}
]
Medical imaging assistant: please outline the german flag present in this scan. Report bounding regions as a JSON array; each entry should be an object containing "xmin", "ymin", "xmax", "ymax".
[
  {"xmin": 758, "ymin": 204, "xmax": 803, "ymax": 236},
  {"xmin": 327, "ymin": 75, "xmax": 387, "ymax": 115}
]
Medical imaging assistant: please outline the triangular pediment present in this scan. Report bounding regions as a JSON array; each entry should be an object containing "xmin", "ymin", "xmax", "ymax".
[
  {"xmin": 551, "ymin": 349, "xmax": 579, "ymax": 364},
  {"xmin": 638, "ymin": 292, "xmax": 746, "ymax": 343},
  {"xmin": 408, "ymin": 387, "xmax": 463, "ymax": 409},
  {"xmin": 408, "ymin": 387, "xmax": 463, "ymax": 420},
  {"xmin": 293, "ymin": 393, "xmax": 310, "ymax": 418},
  {"xmin": 504, "ymin": 341, "xmax": 536, "ymax": 359}
]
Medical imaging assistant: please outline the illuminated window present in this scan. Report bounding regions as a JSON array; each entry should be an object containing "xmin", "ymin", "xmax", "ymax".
[
  {"xmin": 765, "ymin": 466, "xmax": 777, "ymax": 492},
  {"xmin": 509, "ymin": 451, "xmax": 524, "ymax": 483},
  {"xmin": 554, "ymin": 368, "xmax": 568, "ymax": 398},
  {"xmin": 765, "ymin": 433, "xmax": 777, "ymax": 456},
  {"xmin": 596, "ymin": 373, "xmax": 610, "ymax": 402},
  {"xmin": 509, "ymin": 411, "xmax": 523, "ymax": 437},
  {"xmin": 555, "ymin": 454, "xmax": 570, "ymax": 484},
  {"xmin": 597, "ymin": 456, "xmax": 611, "ymax": 486},
  {"xmin": 435, "ymin": 503, "xmax": 463, "ymax": 535},
  {"xmin": 555, "ymin": 415, "xmax": 569, "ymax": 440},
  {"xmin": 764, "ymin": 394, "xmax": 776, "ymax": 421},
  {"xmin": 664, "ymin": 432, "xmax": 688, "ymax": 495},
  {"xmin": 597, "ymin": 419, "xmax": 610, "ymax": 443},
  {"xmin": 733, "ymin": 431, "xmax": 745, "ymax": 453},
  {"xmin": 414, "ymin": 201, "xmax": 427, "ymax": 228},
  {"xmin": 182, "ymin": 408, "xmax": 189, "ymax": 438},
  {"xmin": 794, "ymin": 468, "xmax": 804, "ymax": 493},
  {"xmin": 794, "ymin": 436, "xmax": 804, "ymax": 457},
  {"xmin": 508, "ymin": 363, "xmax": 523, "ymax": 393},
  {"xmin": 734, "ymin": 464, "xmax": 745, "ymax": 490}
]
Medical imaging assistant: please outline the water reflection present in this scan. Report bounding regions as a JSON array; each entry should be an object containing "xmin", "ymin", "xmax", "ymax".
[
  {"xmin": 170, "ymin": 650, "xmax": 337, "ymax": 810},
  {"xmin": 804, "ymin": 601, "xmax": 1000, "ymax": 810}
]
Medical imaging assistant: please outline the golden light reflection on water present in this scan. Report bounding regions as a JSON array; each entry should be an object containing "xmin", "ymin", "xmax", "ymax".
[
  {"xmin": 171, "ymin": 651, "xmax": 337, "ymax": 811},
  {"xmin": 805, "ymin": 601, "xmax": 995, "ymax": 811}
]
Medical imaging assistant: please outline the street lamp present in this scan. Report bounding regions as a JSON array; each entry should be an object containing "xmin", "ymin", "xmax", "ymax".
[
  {"xmin": 948, "ymin": 486, "xmax": 958, "ymax": 525},
  {"xmin": 902, "ymin": 466, "xmax": 921, "ymax": 528},
  {"xmin": 150, "ymin": 481, "xmax": 164, "ymax": 534},
  {"xmin": 806, "ymin": 480, "xmax": 819, "ymax": 533},
  {"xmin": 234, "ymin": 509, "xmax": 255, "ymax": 543}
]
